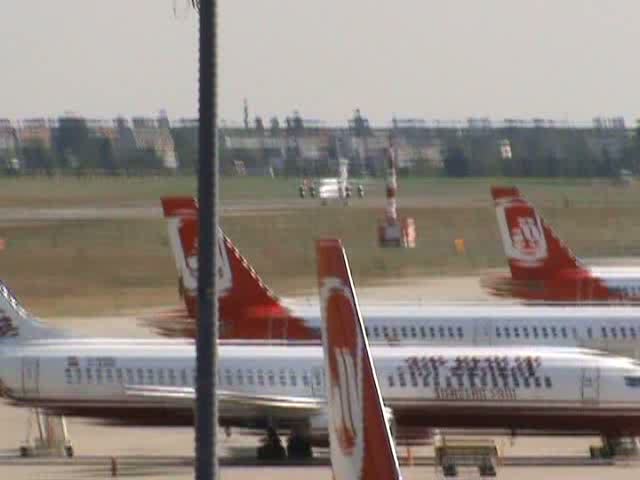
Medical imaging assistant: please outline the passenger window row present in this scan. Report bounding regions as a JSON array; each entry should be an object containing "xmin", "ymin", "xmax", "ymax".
[
  {"xmin": 364, "ymin": 324, "xmax": 464, "ymax": 341},
  {"xmin": 65, "ymin": 367, "xmax": 195, "ymax": 386},
  {"xmin": 494, "ymin": 324, "xmax": 638, "ymax": 341}
]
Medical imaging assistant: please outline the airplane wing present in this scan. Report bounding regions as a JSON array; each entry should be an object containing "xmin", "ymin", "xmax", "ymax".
[{"xmin": 124, "ymin": 385, "xmax": 325, "ymax": 417}]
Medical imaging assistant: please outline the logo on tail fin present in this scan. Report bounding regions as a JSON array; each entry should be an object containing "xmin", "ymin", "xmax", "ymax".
[
  {"xmin": 176, "ymin": 219, "xmax": 232, "ymax": 297},
  {"xmin": 496, "ymin": 200, "xmax": 548, "ymax": 265},
  {"xmin": 321, "ymin": 277, "xmax": 364, "ymax": 478}
]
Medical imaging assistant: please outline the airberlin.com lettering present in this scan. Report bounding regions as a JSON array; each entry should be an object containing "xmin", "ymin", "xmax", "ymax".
[{"xmin": 434, "ymin": 386, "xmax": 516, "ymax": 401}]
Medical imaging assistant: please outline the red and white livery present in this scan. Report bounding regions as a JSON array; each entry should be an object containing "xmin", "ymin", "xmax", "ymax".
[
  {"xmin": 487, "ymin": 186, "xmax": 640, "ymax": 303},
  {"xmin": 318, "ymin": 238, "xmax": 402, "ymax": 480}
]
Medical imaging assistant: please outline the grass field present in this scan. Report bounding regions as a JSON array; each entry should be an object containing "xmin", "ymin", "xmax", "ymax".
[{"xmin": 2, "ymin": 176, "xmax": 640, "ymax": 315}]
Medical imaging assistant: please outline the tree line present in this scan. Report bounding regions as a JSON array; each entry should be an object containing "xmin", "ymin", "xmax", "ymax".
[{"xmin": 3, "ymin": 120, "xmax": 640, "ymax": 178}]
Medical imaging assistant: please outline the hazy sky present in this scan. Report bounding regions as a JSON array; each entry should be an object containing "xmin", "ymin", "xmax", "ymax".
[{"xmin": 1, "ymin": 1, "xmax": 638, "ymax": 124}]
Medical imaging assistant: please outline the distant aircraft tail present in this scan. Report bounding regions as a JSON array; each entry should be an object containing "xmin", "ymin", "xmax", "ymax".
[
  {"xmin": 317, "ymin": 238, "xmax": 402, "ymax": 480},
  {"xmin": 0, "ymin": 281, "xmax": 67, "ymax": 342},
  {"xmin": 160, "ymin": 197, "xmax": 317, "ymax": 340},
  {"xmin": 491, "ymin": 186, "xmax": 585, "ymax": 281}
]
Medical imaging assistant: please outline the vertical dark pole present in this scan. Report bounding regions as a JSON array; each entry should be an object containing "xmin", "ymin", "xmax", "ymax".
[{"xmin": 195, "ymin": 0, "xmax": 218, "ymax": 478}]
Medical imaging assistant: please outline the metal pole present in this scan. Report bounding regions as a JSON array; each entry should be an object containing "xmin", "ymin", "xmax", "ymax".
[{"xmin": 195, "ymin": 0, "xmax": 218, "ymax": 478}]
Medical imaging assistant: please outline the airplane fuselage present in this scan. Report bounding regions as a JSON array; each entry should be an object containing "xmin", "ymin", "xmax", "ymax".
[{"xmin": 3, "ymin": 339, "xmax": 640, "ymax": 436}]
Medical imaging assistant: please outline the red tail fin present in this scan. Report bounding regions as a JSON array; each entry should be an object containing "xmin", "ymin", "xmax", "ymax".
[
  {"xmin": 160, "ymin": 197, "xmax": 317, "ymax": 340},
  {"xmin": 491, "ymin": 186, "xmax": 584, "ymax": 281},
  {"xmin": 317, "ymin": 239, "xmax": 402, "ymax": 480}
]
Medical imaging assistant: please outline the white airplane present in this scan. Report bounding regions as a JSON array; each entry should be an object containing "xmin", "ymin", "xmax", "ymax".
[
  {"xmin": 3, "ymin": 254, "xmax": 640, "ymax": 459},
  {"xmin": 156, "ymin": 197, "xmax": 640, "ymax": 362},
  {"xmin": 318, "ymin": 238, "xmax": 402, "ymax": 479},
  {"xmin": 299, "ymin": 162, "xmax": 364, "ymax": 205}
]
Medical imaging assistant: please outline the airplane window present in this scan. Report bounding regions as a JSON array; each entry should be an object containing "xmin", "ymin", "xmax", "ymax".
[
  {"xmin": 65, "ymin": 368, "xmax": 72, "ymax": 385},
  {"xmin": 180, "ymin": 369, "xmax": 188, "ymax": 386},
  {"xmin": 631, "ymin": 327, "xmax": 637, "ymax": 339},
  {"xmin": 621, "ymin": 327, "xmax": 627, "ymax": 339},
  {"xmin": 534, "ymin": 377, "xmax": 542, "ymax": 388},
  {"xmin": 601, "ymin": 327, "xmax": 608, "ymax": 338},
  {"xmin": 168, "ymin": 369, "xmax": 176, "ymax": 386},
  {"xmin": 401, "ymin": 326, "xmax": 408, "ymax": 338},
  {"xmin": 544, "ymin": 377, "xmax": 552, "ymax": 389},
  {"xmin": 495, "ymin": 327, "xmax": 502, "ymax": 338},
  {"xmin": 313, "ymin": 370, "xmax": 323, "ymax": 388},
  {"xmin": 257, "ymin": 369, "xmax": 265, "ymax": 386},
  {"xmin": 388, "ymin": 375, "xmax": 395, "ymax": 388},
  {"xmin": 410, "ymin": 326, "xmax": 417, "ymax": 338},
  {"xmin": 611, "ymin": 327, "xmax": 618, "ymax": 339},
  {"xmin": 438, "ymin": 326, "xmax": 445, "ymax": 338},
  {"xmin": 279, "ymin": 369, "xmax": 287, "ymax": 386},
  {"xmin": 457, "ymin": 326, "xmax": 463, "ymax": 339},
  {"xmin": 373, "ymin": 326, "xmax": 380, "ymax": 338},
  {"xmin": 429, "ymin": 327, "xmax": 436, "ymax": 338},
  {"xmin": 504, "ymin": 327, "xmax": 511, "ymax": 339},
  {"xmin": 289, "ymin": 370, "xmax": 297, "ymax": 387},
  {"xmin": 125, "ymin": 369, "xmax": 133, "ymax": 384},
  {"xmin": 514, "ymin": 327, "xmax": 520, "ymax": 338},
  {"xmin": 391, "ymin": 327, "xmax": 398, "ymax": 339},
  {"xmin": 382, "ymin": 326, "xmax": 389, "ymax": 338},
  {"xmin": 551, "ymin": 326, "xmax": 558, "ymax": 338},
  {"xmin": 116, "ymin": 368, "xmax": 124, "ymax": 384},
  {"xmin": 86, "ymin": 368, "xmax": 93, "ymax": 384},
  {"xmin": 96, "ymin": 369, "xmax": 103, "ymax": 384},
  {"xmin": 224, "ymin": 369, "xmax": 233, "ymax": 386},
  {"xmin": 624, "ymin": 376, "xmax": 640, "ymax": 388},
  {"xmin": 237, "ymin": 369, "xmax": 244, "ymax": 386},
  {"xmin": 419, "ymin": 326, "xmax": 426, "ymax": 338},
  {"xmin": 147, "ymin": 369, "xmax": 155, "ymax": 385},
  {"xmin": 267, "ymin": 370, "xmax": 275, "ymax": 386},
  {"xmin": 523, "ymin": 327, "xmax": 530, "ymax": 338},
  {"xmin": 542, "ymin": 327, "xmax": 549, "ymax": 339},
  {"xmin": 561, "ymin": 327, "xmax": 567, "ymax": 338},
  {"xmin": 302, "ymin": 371, "xmax": 310, "ymax": 387},
  {"xmin": 587, "ymin": 327, "xmax": 593, "ymax": 339},
  {"xmin": 447, "ymin": 326, "xmax": 454, "ymax": 338},
  {"xmin": 136, "ymin": 368, "xmax": 144, "ymax": 385},
  {"xmin": 158, "ymin": 369, "xmax": 165, "ymax": 385},
  {"xmin": 247, "ymin": 369, "xmax": 254, "ymax": 386},
  {"xmin": 398, "ymin": 369, "xmax": 407, "ymax": 388},
  {"xmin": 533, "ymin": 327, "xmax": 539, "ymax": 338}
]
